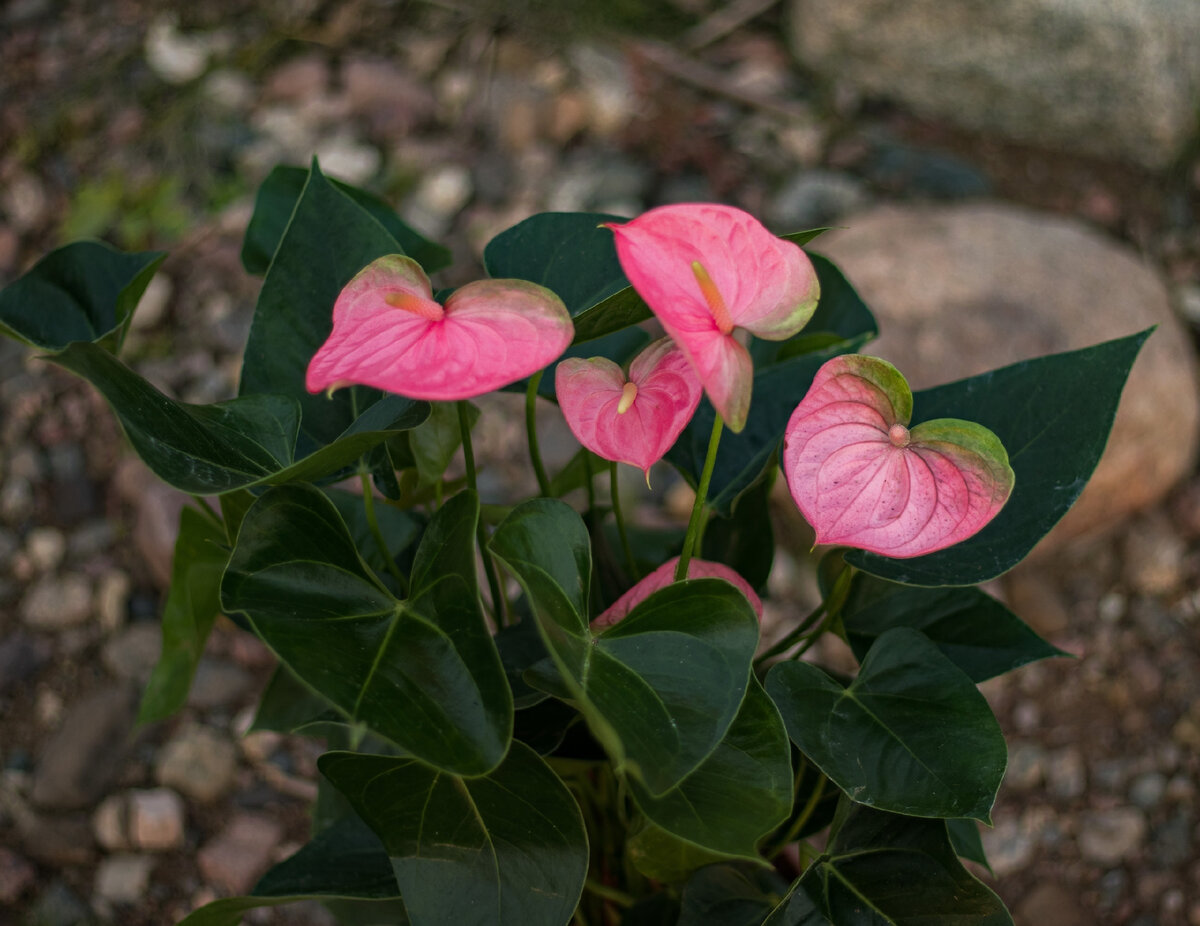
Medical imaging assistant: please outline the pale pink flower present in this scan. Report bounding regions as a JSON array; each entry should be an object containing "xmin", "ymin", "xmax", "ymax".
[
  {"xmin": 605, "ymin": 204, "xmax": 819, "ymax": 433},
  {"xmin": 555, "ymin": 338, "xmax": 702, "ymax": 479},
  {"xmin": 592, "ymin": 556, "xmax": 763, "ymax": 630},
  {"xmin": 783, "ymin": 355, "xmax": 1014, "ymax": 559},
  {"xmin": 306, "ymin": 255, "xmax": 573, "ymax": 401}
]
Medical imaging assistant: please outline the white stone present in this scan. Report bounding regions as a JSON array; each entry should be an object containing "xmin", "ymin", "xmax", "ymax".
[
  {"xmin": 94, "ymin": 853, "xmax": 155, "ymax": 904},
  {"xmin": 24, "ymin": 527, "xmax": 65, "ymax": 573},
  {"xmin": 129, "ymin": 788, "xmax": 186, "ymax": 851},
  {"xmin": 145, "ymin": 15, "xmax": 211, "ymax": 85}
]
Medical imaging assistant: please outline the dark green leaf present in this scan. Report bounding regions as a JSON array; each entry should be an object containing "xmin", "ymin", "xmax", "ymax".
[
  {"xmin": 482, "ymin": 211, "xmax": 650, "ymax": 345},
  {"xmin": 138, "ymin": 507, "xmax": 228, "ymax": 723},
  {"xmin": 241, "ymin": 164, "xmax": 450, "ymax": 276},
  {"xmin": 177, "ymin": 815, "xmax": 405, "ymax": 926},
  {"xmin": 761, "ymin": 882, "xmax": 832, "ymax": 926},
  {"xmin": 490, "ymin": 499, "xmax": 760, "ymax": 795},
  {"xmin": 947, "ymin": 818, "xmax": 991, "ymax": 874},
  {"xmin": 319, "ymin": 741, "xmax": 588, "ymax": 926},
  {"xmin": 623, "ymin": 893, "xmax": 682, "ymax": 926},
  {"xmin": 239, "ymin": 160, "xmax": 405, "ymax": 452},
  {"xmin": 785, "ymin": 805, "xmax": 1012, "ymax": 925},
  {"xmin": 629, "ymin": 678, "xmax": 793, "ymax": 860},
  {"xmin": 667, "ymin": 336, "xmax": 873, "ymax": 516},
  {"xmin": 678, "ymin": 864, "xmax": 789, "ymax": 926},
  {"xmin": 781, "ymin": 228, "xmax": 830, "ymax": 247},
  {"xmin": 701, "ymin": 471, "xmax": 775, "ymax": 590},
  {"xmin": 628, "ymin": 822, "xmax": 738, "ymax": 883},
  {"xmin": 221, "ymin": 486, "xmax": 511, "ymax": 775},
  {"xmin": 848, "ymin": 331, "xmax": 1151, "ymax": 585},
  {"xmin": 49, "ymin": 342, "xmax": 425, "ymax": 495},
  {"xmin": 843, "ymin": 574, "xmax": 1066, "ymax": 682},
  {"xmin": 767, "ymin": 628, "xmax": 1005, "ymax": 822},
  {"xmin": 250, "ymin": 664, "xmax": 341, "ymax": 734},
  {"xmin": 326, "ymin": 487, "xmax": 425, "ymax": 585},
  {"xmin": 0, "ymin": 240, "xmax": 164, "ymax": 350},
  {"xmin": 407, "ymin": 401, "xmax": 477, "ymax": 489}
]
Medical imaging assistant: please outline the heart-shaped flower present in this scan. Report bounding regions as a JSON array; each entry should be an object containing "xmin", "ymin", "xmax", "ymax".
[
  {"xmin": 555, "ymin": 338, "xmax": 702, "ymax": 479},
  {"xmin": 606, "ymin": 204, "xmax": 820, "ymax": 433},
  {"xmin": 783, "ymin": 354, "xmax": 1014, "ymax": 559},
  {"xmin": 306, "ymin": 255, "xmax": 573, "ymax": 401},
  {"xmin": 592, "ymin": 556, "xmax": 763, "ymax": 630}
]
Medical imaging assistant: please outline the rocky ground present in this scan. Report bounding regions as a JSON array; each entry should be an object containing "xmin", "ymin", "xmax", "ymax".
[{"xmin": 1, "ymin": 2, "xmax": 1198, "ymax": 925}]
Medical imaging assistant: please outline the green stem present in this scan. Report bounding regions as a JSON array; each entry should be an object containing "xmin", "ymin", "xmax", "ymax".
[
  {"xmin": 459, "ymin": 400, "xmax": 507, "ymax": 625},
  {"xmin": 610, "ymin": 461, "xmax": 639, "ymax": 581},
  {"xmin": 755, "ymin": 601, "xmax": 827, "ymax": 666},
  {"xmin": 675, "ymin": 413, "xmax": 724, "ymax": 581},
  {"xmin": 526, "ymin": 372, "xmax": 551, "ymax": 496},
  {"xmin": 583, "ymin": 879, "xmax": 635, "ymax": 909},
  {"xmin": 765, "ymin": 772, "xmax": 828, "ymax": 859},
  {"xmin": 360, "ymin": 471, "xmax": 409, "ymax": 594}
]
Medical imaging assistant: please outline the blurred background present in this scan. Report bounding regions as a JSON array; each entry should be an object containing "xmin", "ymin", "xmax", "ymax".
[{"xmin": 1, "ymin": 1, "xmax": 1198, "ymax": 923}]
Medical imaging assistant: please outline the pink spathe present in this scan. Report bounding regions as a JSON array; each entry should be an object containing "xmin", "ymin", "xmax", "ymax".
[
  {"xmin": 592, "ymin": 556, "xmax": 763, "ymax": 630},
  {"xmin": 783, "ymin": 354, "xmax": 1014, "ymax": 559},
  {"xmin": 306, "ymin": 255, "xmax": 573, "ymax": 401},
  {"xmin": 606, "ymin": 204, "xmax": 820, "ymax": 433},
  {"xmin": 556, "ymin": 338, "xmax": 702, "ymax": 478}
]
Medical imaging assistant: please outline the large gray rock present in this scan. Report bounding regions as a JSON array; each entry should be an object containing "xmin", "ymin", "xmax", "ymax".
[
  {"xmin": 787, "ymin": 0, "xmax": 1200, "ymax": 168},
  {"xmin": 810, "ymin": 202, "xmax": 1199, "ymax": 554}
]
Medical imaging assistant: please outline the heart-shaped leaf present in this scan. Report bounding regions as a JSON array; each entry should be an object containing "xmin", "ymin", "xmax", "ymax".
[
  {"xmin": 557, "ymin": 337, "xmax": 703, "ymax": 477},
  {"xmin": 628, "ymin": 677, "xmax": 793, "ymax": 860},
  {"xmin": 138, "ymin": 506, "xmax": 229, "ymax": 723},
  {"xmin": 221, "ymin": 486, "xmax": 511, "ymax": 776},
  {"xmin": 319, "ymin": 741, "xmax": 588, "ymax": 926},
  {"xmin": 848, "ymin": 330, "xmax": 1150, "ymax": 584},
  {"xmin": 773, "ymin": 804, "xmax": 1012, "ymax": 926},
  {"xmin": 0, "ymin": 240, "xmax": 165, "ymax": 351},
  {"xmin": 482, "ymin": 211, "xmax": 652, "ymax": 345},
  {"xmin": 489, "ymin": 498, "xmax": 760, "ymax": 795},
  {"xmin": 242, "ymin": 163, "xmax": 450, "ymax": 276},
  {"xmin": 766, "ymin": 628, "xmax": 1005, "ymax": 822},
  {"xmin": 177, "ymin": 815, "xmax": 404, "ymax": 926},
  {"xmin": 48, "ymin": 341, "xmax": 427, "ymax": 495},
  {"xmin": 240, "ymin": 159, "xmax": 416, "ymax": 453},
  {"xmin": 678, "ymin": 864, "xmax": 793, "ymax": 926},
  {"xmin": 842, "ymin": 573, "xmax": 1066, "ymax": 682},
  {"xmin": 784, "ymin": 354, "xmax": 1014, "ymax": 559}
]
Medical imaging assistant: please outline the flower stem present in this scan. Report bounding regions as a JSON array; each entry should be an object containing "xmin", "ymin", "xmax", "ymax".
[
  {"xmin": 583, "ymin": 879, "xmax": 635, "ymax": 909},
  {"xmin": 525, "ymin": 372, "xmax": 551, "ymax": 496},
  {"xmin": 675, "ymin": 413, "xmax": 724, "ymax": 581},
  {"xmin": 458, "ymin": 400, "xmax": 507, "ymax": 624},
  {"xmin": 360, "ymin": 471, "xmax": 408, "ymax": 594},
  {"xmin": 765, "ymin": 773, "xmax": 828, "ymax": 859},
  {"xmin": 610, "ymin": 461, "xmax": 639, "ymax": 581}
]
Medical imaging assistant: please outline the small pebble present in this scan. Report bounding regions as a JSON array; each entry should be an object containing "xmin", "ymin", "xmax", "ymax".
[
  {"xmin": 197, "ymin": 813, "xmax": 284, "ymax": 895},
  {"xmin": 1078, "ymin": 808, "xmax": 1147, "ymax": 865},
  {"xmin": 20, "ymin": 573, "xmax": 93, "ymax": 630},
  {"xmin": 24, "ymin": 527, "xmax": 66, "ymax": 572},
  {"xmin": 1129, "ymin": 772, "xmax": 1167, "ymax": 810},
  {"xmin": 156, "ymin": 725, "xmax": 238, "ymax": 803},
  {"xmin": 94, "ymin": 853, "xmax": 155, "ymax": 904}
]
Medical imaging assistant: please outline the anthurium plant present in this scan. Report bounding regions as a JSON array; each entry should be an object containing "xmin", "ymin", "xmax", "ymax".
[{"xmin": 0, "ymin": 160, "xmax": 1148, "ymax": 926}]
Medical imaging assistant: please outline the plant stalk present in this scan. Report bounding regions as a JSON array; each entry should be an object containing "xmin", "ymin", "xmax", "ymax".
[
  {"xmin": 359, "ymin": 470, "xmax": 409, "ymax": 594},
  {"xmin": 675, "ymin": 413, "xmax": 724, "ymax": 581},
  {"xmin": 458, "ymin": 400, "xmax": 508, "ymax": 624},
  {"xmin": 526, "ymin": 371, "xmax": 551, "ymax": 496},
  {"xmin": 610, "ymin": 461, "xmax": 639, "ymax": 581}
]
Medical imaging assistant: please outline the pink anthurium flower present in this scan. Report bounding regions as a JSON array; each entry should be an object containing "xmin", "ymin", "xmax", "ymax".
[
  {"xmin": 555, "ymin": 338, "xmax": 702, "ymax": 480},
  {"xmin": 306, "ymin": 254, "xmax": 574, "ymax": 401},
  {"xmin": 606, "ymin": 204, "xmax": 820, "ymax": 433},
  {"xmin": 592, "ymin": 556, "xmax": 763, "ymax": 630},
  {"xmin": 783, "ymin": 354, "xmax": 1015, "ymax": 559}
]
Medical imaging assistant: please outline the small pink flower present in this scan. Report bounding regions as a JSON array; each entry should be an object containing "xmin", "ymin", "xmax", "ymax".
[
  {"xmin": 306, "ymin": 255, "xmax": 573, "ymax": 401},
  {"xmin": 606, "ymin": 204, "xmax": 820, "ymax": 433},
  {"xmin": 592, "ymin": 556, "xmax": 763, "ymax": 630},
  {"xmin": 555, "ymin": 338, "xmax": 702, "ymax": 479},
  {"xmin": 783, "ymin": 355, "xmax": 1015, "ymax": 559}
]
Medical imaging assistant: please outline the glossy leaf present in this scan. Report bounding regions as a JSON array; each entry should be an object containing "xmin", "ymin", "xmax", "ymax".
[
  {"xmin": 767, "ymin": 628, "xmax": 1005, "ymax": 822},
  {"xmin": 177, "ymin": 815, "xmax": 404, "ymax": 926},
  {"xmin": 239, "ymin": 160, "xmax": 409, "ymax": 452},
  {"xmin": 319, "ymin": 742, "xmax": 588, "ymax": 926},
  {"xmin": 138, "ymin": 507, "xmax": 228, "ymax": 723},
  {"xmin": 241, "ymin": 164, "xmax": 449, "ymax": 276},
  {"xmin": 782, "ymin": 805, "xmax": 1012, "ymax": 926},
  {"xmin": 628, "ymin": 678, "xmax": 793, "ymax": 860},
  {"xmin": 221, "ymin": 486, "xmax": 511, "ymax": 775},
  {"xmin": 490, "ymin": 498, "xmax": 760, "ymax": 795},
  {"xmin": 250, "ymin": 664, "xmax": 341, "ymax": 734},
  {"xmin": 701, "ymin": 472, "xmax": 775, "ymax": 590},
  {"xmin": 482, "ymin": 211, "xmax": 652, "ymax": 345},
  {"xmin": 842, "ymin": 574, "xmax": 1065, "ymax": 682},
  {"xmin": 326, "ymin": 487, "xmax": 425, "ymax": 583},
  {"xmin": 0, "ymin": 240, "xmax": 164, "ymax": 350},
  {"xmin": 666, "ymin": 336, "xmax": 873, "ymax": 516},
  {"xmin": 627, "ymin": 822, "xmax": 736, "ymax": 883},
  {"xmin": 678, "ymin": 864, "xmax": 790, "ymax": 926},
  {"xmin": 848, "ymin": 330, "xmax": 1150, "ymax": 585},
  {"xmin": 406, "ymin": 401, "xmax": 478, "ymax": 490},
  {"xmin": 947, "ymin": 818, "xmax": 991, "ymax": 874},
  {"xmin": 48, "ymin": 341, "xmax": 426, "ymax": 495}
]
